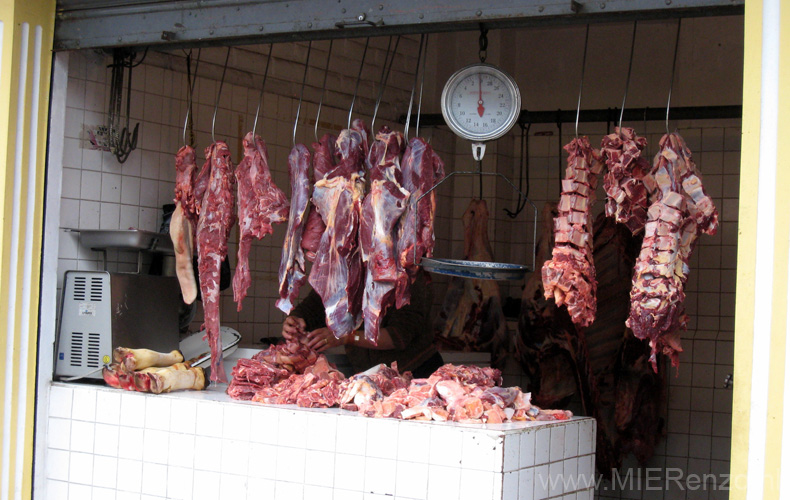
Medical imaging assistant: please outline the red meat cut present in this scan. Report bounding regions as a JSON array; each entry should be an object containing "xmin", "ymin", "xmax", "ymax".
[
  {"xmin": 628, "ymin": 132, "xmax": 718, "ymax": 371},
  {"xmin": 196, "ymin": 141, "xmax": 236, "ymax": 383},
  {"xmin": 232, "ymin": 132, "xmax": 289, "ymax": 311},
  {"xmin": 308, "ymin": 126, "xmax": 367, "ymax": 338},
  {"xmin": 601, "ymin": 127, "xmax": 651, "ymax": 235},
  {"xmin": 301, "ymin": 133, "xmax": 337, "ymax": 262},
  {"xmin": 541, "ymin": 136, "xmax": 603, "ymax": 328},
  {"xmin": 276, "ymin": 144, "xmax": 312, "ymax": 314},
  {"xmin": 395, "ymin": 137, "xmax": 445, "ymax": 308},
  {"xmin": 359, "ymin": 127, "xmax": 409, "ymax": 342}
]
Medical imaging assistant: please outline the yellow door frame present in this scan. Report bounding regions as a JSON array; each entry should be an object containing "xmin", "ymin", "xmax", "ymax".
[
  {"xmin": 0, "ymin": 1, "xmax": 55, "ymax": 499},
  {"xmin": 731, "ymin": 0, "xmax": 790, "ymax": 499}
]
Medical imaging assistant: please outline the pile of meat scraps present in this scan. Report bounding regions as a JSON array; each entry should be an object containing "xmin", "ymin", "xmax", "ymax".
[{"xmin": 227, "ymin": 340, "xmax": 571, "ymax": 423}]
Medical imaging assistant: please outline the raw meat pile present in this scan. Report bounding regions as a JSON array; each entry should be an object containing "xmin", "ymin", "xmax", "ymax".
[
  {"xmin": 600, "ymin": 127, "xmax": 652, "ymax": 235},
  {"xmin": 541, "ymin": 137, "xmax": 604, "ymax": 327},
  {"xmin": 226, "ymin": 340, "xmax": 572, "ymax": 423},
  {"xmin": 170, "ymin": 131, "xmax": 288, "ymax": 383},
  {"xmin": 277, "ymin": 119, "xmax": 445, "ymax": 343},
  {"xmin": 233, "ymin": 132, "xmax": 290, "ymax": 310},
  {"xmin": 627, "ymin": 132, "xmax": 718, "ymax": 370},
  {"xmin": 434, "ymin": 199, "xmax": 507, "ymax": 366}
]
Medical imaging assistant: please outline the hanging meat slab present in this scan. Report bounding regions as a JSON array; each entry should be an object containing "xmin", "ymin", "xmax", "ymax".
[
  {"xmin": 601, "ymin": 127, "xmax": 652, "ymax": 235},
  {"xmin": 541, "ymin": 136, "xmax": 603, "ymax": 327},
  {"xmin": 233, "ymin": 132, "xmax": 289, "ymax": 311},
  {"xmin": 301, "ymin": 133, "xmax": 337, "ymax": 262},
  {"xmin": 434, "ymin": 199, "xmax": 508, "ymax": 367},
  {"xmin": 170, "ymin": 145, "xmax": 200, "ymax": 304},
  {"xmin": 627, "ymin": 132, "xmax": 718, "ymax": 371},
  {"xmin": 395, "ymin": 137, "xmax": 445, "ymax": 308},
  {"xmin": 359, "ymin": 127, "xmax": 409, "ymax": 342},
  {"xmin": 196, "ymin": 141, "xmax": 236, "ymax": 383},
  {"xmin": 308, "ymin": 126, "xmax": 367, "ymax": 338},
  {"xmin": 276, "ymin": 144, "xmax": 312, "ymax": 314}
]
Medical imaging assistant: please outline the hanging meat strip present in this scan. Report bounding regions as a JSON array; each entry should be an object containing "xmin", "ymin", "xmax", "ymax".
[
  {"xmin": 434, "ymin": 200, "xmax": 508, "ymax": 367},
  {"xmin": 359, "ymin": 127, "xmax": 409, "ymax": 342},
  {"xmin": 308, "ymin": 126, "xmax": 367, "ymax": 338},
  {"xmin": 600, "ymin": 127, "xmax": 652, "ymax": 235},
  {"xmin": 232, "ymin": 132, "xmax": 289, "ymax": 311},
  {"xmin": 395, "ymin": 137, "xmax": 445, "ymax": 308},
  {"xmin": 196, "ymin": 141, "xmax": 236, "ymax": 383},
  {"xmin": 541, "ymin": 137, "xmax": 603, "ymax": 327},
  {"xmin": 276, "ymin": 144, "xmax": 312, "ymax": 314},
  {"xmin": 628, "ymin": 132, "xmax": 718, "ymax": 371},
  {"xmin": 175, "ymin": 145, "xmax": 200, "ymax": 224},
  {"xmin": 170, "ymin": 146, "xmax": 200, "ymax": 304},
  {"xmin": 301, "ymin": 133, "xmax": 337, "ymax": 262}
]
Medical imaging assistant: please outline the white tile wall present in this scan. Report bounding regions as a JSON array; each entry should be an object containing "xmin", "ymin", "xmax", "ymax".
[{"xmin": 43, "ymin": 383, "xmax": 595, "ymax": 500}]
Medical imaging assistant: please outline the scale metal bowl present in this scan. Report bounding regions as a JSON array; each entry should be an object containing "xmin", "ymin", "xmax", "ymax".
[{"xmin": 420, "ymin": 257, "xmax": 529, "ymax": 281}]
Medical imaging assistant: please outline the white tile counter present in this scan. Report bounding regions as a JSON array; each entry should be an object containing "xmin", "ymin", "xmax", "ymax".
[{"xmin": 43, "ymin": 382, "xmax": 596, "ymax": 500}]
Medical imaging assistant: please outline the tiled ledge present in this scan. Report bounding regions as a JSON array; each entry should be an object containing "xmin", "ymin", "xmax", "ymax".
[{"xmin": 44, "ymin": 382, "xmax": 596, "ymax": 500}]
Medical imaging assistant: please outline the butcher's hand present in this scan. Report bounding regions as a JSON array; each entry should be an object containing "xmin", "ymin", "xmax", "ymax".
[
  {"xmin": 305, "ymin": 328, "xmax": 344, "ymax": 352},
  {"xmin": 282, "ymin": 316, "xmax": 306, "ymax": 341}
]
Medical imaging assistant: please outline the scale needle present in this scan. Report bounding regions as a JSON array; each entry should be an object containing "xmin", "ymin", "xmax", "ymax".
[{"xmin": 477, "ymin": 73, "xmax": 485, "ymax": 117}]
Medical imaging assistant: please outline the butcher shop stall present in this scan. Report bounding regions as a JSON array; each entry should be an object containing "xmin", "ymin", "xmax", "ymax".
[{"xmin": 23, "ymin": 1, "xmax": 747, "ymax": 499}]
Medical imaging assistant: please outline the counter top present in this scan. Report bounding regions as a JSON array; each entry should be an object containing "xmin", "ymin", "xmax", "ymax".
[{"xmin": 46, "ymin": 381, "xmax": 596, "ymax": 500}]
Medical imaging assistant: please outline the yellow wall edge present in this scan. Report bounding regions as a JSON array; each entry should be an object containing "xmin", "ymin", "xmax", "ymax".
[
  {"xmin": 0, "ymin": 0, "xmax": 55, "ymax": 498},
  {"xmin": 764, "ymin": 2, "xmax": 790, "ymax": 496},
  {"xmin": 730, "ymin": 0, "xmax": 763, "ymax": 498}
]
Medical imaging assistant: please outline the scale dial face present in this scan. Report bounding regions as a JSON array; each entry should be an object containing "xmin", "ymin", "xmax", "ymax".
[{"xmin": 441, "ymin": 63, "xmax": 521, "ymax": 143}]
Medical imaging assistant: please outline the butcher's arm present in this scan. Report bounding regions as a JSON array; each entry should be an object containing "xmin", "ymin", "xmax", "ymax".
[{"xmin": 286, "ymin": 288, "xmax": 327, "ymax": 333}]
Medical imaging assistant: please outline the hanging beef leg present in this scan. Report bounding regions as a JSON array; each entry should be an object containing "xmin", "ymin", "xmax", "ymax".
[
  {"xmin": 196, "ymin": 141, "xmax": 236, "ymax": 384},
  {"xmin": 360, "ymin": 127, "xmax": 409, "ymax": 342},
  {"xmin": 301, "ymin": 133, "xmax": 337, "ymax": 262},
  {"xmin": 308, "ymin": 126, "xmax": 367, "ymax": 337},
  {"xmin": 276, "ymin": 144, "xmax": 312, "ymax": 314},
  {"xmin": 233, "ymin": 132, "xmax": 289, "ymax": 311},
  {"xmin": 395, "ymin": 137, "xmax": 445, "ymax": 308}
]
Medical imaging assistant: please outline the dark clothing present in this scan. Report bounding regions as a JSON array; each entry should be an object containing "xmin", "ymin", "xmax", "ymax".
[{"xmin": 290, "ymin": 272, "xmax": 441, "ymax": 375}]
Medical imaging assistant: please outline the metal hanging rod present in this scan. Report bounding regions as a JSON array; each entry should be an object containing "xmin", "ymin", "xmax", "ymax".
[
  {"xmin": 55, "ymin": 0, "xmax": 744, "ymax": 52},
  {"xmin": 403, "ymin": 105, "xmax": 742, "ymax": 128}
]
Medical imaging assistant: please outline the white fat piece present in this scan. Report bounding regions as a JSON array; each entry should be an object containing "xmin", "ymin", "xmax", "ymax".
[{"xmin": 169, "ymin": 204, "xmax": 198, "ymax": 304}]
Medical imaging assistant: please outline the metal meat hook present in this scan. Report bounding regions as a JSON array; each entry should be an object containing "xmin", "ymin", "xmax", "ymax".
[
  {"xmin": 371, "ymin": 35, "xmax": 401, "ymax": 134},
  {"xmin": 666, "ymin": 19, "xmax": 682, "ymax": 135},
  {"xmin": 404, "ymin": 34, "xmax": 426, "ymax": 142},
  {"xmin": 575, "ymin": 25, "xmax": 590, "ymax": 139},
  {"xmin": 618, "ymin": 21, "xmax": 638, "ymax": 135},
  {"xmin": 415, "ymin": 34, "xmax": 429, "ymax": 138},
  {"xmin": 315, "ymin": 39, "xmax": 334, "ymax": 142},
  {"xmin": 252, "ymin": 44, "xmax": 273, "ymax": 138},
  {"xmin": 183, "ymin": 48, "xmax": 201, "ymax": 147},
  {"xmin": 347, "ymin": 37, "xmax": 370, "ymax": 130},
  {"xmin": 293, "ymin": 41, "xmax": 313, "ymax": 147},
  {"xmin": 211, "ymin": 46, "xmax": 231, "ymax": 144}
]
